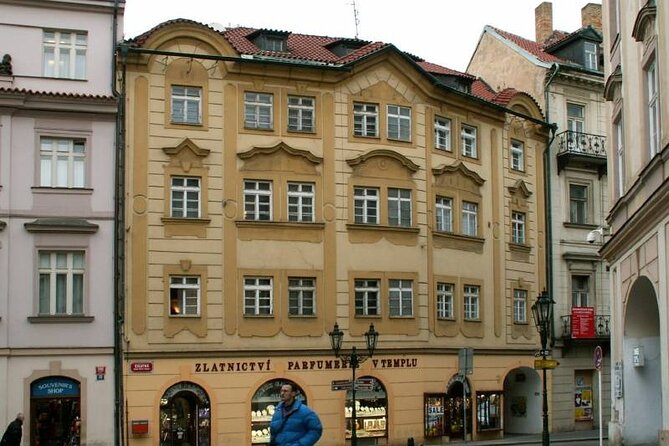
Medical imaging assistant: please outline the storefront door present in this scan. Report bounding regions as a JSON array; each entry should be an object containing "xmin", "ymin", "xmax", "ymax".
[
  {"xmin": 31, "ymin": 376, "xmax": 81, "ymax": 446},
  {"xmin": 446, "ymin": 378, "xmax": 471, "ymax": 440},
  {"xmin": 160, "ymin": 382, "xmax": 210, "ymax": 446}
]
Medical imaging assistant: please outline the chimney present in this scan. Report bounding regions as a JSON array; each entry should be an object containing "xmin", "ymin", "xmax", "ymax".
[
  {"xmin": 581, "ymin": 3, "xmax": 602, "ymax": 32},
  {"xmin": 535, "ymin": 2, "xmax": 553, "ymax": 43}
]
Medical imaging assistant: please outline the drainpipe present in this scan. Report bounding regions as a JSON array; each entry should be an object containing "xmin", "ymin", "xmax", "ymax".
[
  {"xmin": 544, "ymin": 63, "xmax": 560, "ymax": 345},
  {"xmin": 111, "ymin": 0, "xmax": 126, "ymax": 445}
]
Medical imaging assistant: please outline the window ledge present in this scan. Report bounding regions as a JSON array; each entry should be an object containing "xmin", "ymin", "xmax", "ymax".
[
  {"xmin": 347, "ymin": 223, "xmax": 419, "ymax": 234},
  {"xmin": 28, "ymin": 315, "xmax": 94, "ymax": 323},
  {"xmin": 244, "ymin": 126, "xmax": 274, "ymax": 132},
  {"xmin": 509, "ymin": 243, "xmax": 531, "ymax": 253},
  {"xmin": 288, "ymin": 315, "xmax": 317, "ymax": 319},
  {"xmin": 170, "ymin": 121, "xmax": 203, "ymax": 127},
  {"xmin": 433, "ymin": 231, "xmax": 484, "ymax": 244},
  {"xmin": 236, "ymin": 220, "xmax": 325, "ymax": 230},
  {"xmin": 437, "ymin": 317, "xmax": 456, "ymax": 322},
  {"xmin": 387, "ymin": 137, "xmax": 412, "ymax": 144},
  {"xmin": 287, "ymin": 129, "xmax": 316, "ymax": 135},
  {"xmin": 563, "ymin": 222, "xmax": 599, "ymax": 230},
  {"xmin": 24, "ymin": 218, "xmax": 99, "ymax": 233},
  {"xmin": 168, "ymin": 315, "xmax": 201, "ymax": 318},
  {"xmin": 513, "ymin": 321, "xmax": 529, "ymax": 326},
  {"xmin": 243, "ymin": 314, "xmax": 274, "ymax": 318},
  {"xmin": 31, "ymin": 187, "xmax": 93, "ymax": 195},
  {"xmin": 389, "ymin": 315, "xmax": 415, "ymax": 319},
  {"xmin": 162, "ymin": 217, "xmax": 211, "ymax": 225}
]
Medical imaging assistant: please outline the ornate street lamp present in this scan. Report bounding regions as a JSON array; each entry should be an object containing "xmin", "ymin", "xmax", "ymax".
[
  {"xmin": 532, "ymin": 290, "xmax": 555, "ymax": 446},
  {"xmin": 329, "ymin": 323, "xmax": 378, "ymax": 446}
]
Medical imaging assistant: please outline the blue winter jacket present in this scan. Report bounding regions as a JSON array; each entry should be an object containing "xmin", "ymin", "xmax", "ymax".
[{"xmin": 269, "ymin": 399, "xmax": 322, "ymax": 446}]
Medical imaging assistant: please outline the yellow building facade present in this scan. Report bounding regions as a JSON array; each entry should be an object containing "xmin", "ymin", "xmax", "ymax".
[{"xmin": 121, "ymin": 20, "xmax": 550, "ymax": 446}]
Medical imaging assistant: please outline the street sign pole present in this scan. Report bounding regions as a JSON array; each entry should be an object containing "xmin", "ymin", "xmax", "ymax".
[{"xmin": 594, "ymin": 346, "xmax": 603, "ymax": 446}]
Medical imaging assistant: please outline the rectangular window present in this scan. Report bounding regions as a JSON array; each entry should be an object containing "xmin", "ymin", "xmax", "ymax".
[
  {"xmin": 387, "ymin": 105, "xmax": 411, "ymax": 141},
  {"xmin": 169, "ymin": 276, "xmax": 200, "ymax": 316},
  {"xmin": 434, "ymin": 117, "xmax": 452, "ymax": 151},
  {"xmin": 38, "ymin": 251, "xmax": 84, "ymax": 315},
  {"xmin": 646, "ymin": 59, "xmax": 659, "ymax": 157},
  {"xmin": 389, "ymin": 279, "xmax": 413, "ymax": 317},
  {"xmin": 355, "ymin": 279, "xmax": 380, "ymax": 316},
  {"xmin": 572, "ymin": 275, "xmax": 589, "ymax": 307},
  {"xmin": 171, "ymin": 176, "xmax": 201, "ymax": 218},
  {"xmin": 569, "ymin": 184, "xmax": 588, "ymax": 224},
  {"xmin": 244, "ymin": 180, "xmax": 272, "ymax": 221},
  {"xmin": 171, "ymin": 86, "xmax": 202, "ymax": 124},
  {"xmin": 435, "ymin": 196, "xmax": 453, "ymax": 232},
  {"xmin": 436, "ymin": 282, "xmax": 454, "ymax": 319},
  {"xmin": 244, "ymin": 277, "xmax": 273, "ymax": 315},
  {"xmin": 40, "ymin": 137, "xmax": 85, "ymax": 188},
  {"xmin": 567, "ymin": 103, "xmax": 585, "ymax": 137},
  {"xmin": 615, "ymin": 117, "xmax": 625, "ymax": 197},
  {"xmin": 461, "ymin": 124, "xmax": 477, "ymax": 158},
  {"xmin": 464, "ymin": 285, "xmax": 480, "ymax": 320},
  {"xmin": 287, "ymin": 95, "xmax": 315, "ymax": 132},
  {"xmin": 584, "ymin": 42, "xmax": 598, "ymax": 71},
  {"xmin": 244, "ymin": 92, "xmax": 273, "ymax": 129},
  {"xmin": 476, "ymin": 392, "xmax": 502, "ymax": 431},
  {"xmin": 513, "ymin": 289, "xmax": 527, "ymax": 323},
  {"xmin": 287, "ymin": 182, "xmax": 314, "ymax": 222},
  {"xmin": 511, "ymin": 211, "xmax": 526, "ymax": 244},
  {"xmin": 43, "ymin": 30, "xmax": 87, "ymax": 79},
  {"xmin": 462, "ymin": 201, "xmax": 478, "ymax": 237},
  {"xmin": 388, "ymin": 188, "xmax": 412, "ymax": 227},
  {"xmin": 354, "ymin": 187, "xmax": 379, "ymax": 224},
  {"xmin": 353, "ymin": 102, "xmax": 379, "ymax": 137},
  {"xmin": 510, "ymin": 140, "xmax": 524, "ymax": 171},
  {"xmin": 288, "ymin": 277, "xmax": 315, "ymax": 316}
]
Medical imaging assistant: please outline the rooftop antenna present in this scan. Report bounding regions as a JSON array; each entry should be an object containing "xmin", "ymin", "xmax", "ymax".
[{"xmin": 351, "ymin": 0, "xmax": 360, "ymax": 39}]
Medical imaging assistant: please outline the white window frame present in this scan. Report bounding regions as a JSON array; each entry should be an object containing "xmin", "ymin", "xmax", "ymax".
[
  {"xmin": 647, "ymin": 59, "xmax": 660, "ymax": 157},
  {"xmin": 434, "ymin": 117, "xmax": 452, "ymax": 151},
  {"xmin": 42, "ymin": 30, "xmax": 87, "ymax": 79},
  {"xmin": 389, "ymin": 279, "xmax": 413, "ymax": 317},
  {"xmin": 355, "ymin": 279, "xmax": 380, "ymax": 316},
  {"xmin": 171, "ymin": 85, "xmax": 202, "ymax": 125},
  {"xmin": 461, "ymin": 124, "xmax": 477, "ymax": 158},
  {"xmin": 40, "ymin": 137, "xmax": 86, "ymax": 188},
  {"xmin": 288, "ymin": 277, "xmax": 316, "ymax": 316},
  {"xmin": 513, "ymin": 289, "xmax": 527, "ymax": 323},
  {"xmin": 462, "ymin": 201, "xmax": 478, "ymax": 237},
  {"xmin": 171, "ymin": 176, "xmax": 201, "ymax": 218},
  {"xmin": 388, "ymin": 188, "xmax": 412, "ymax": 227},
  {"xmin": 287, "ymin": 182, "xmax": 315, "ymax": 222},
  {"xmin": 436, "ymin": 282, "xmax": 454, "ymax": 319},
  {"xmin": 435, "ymin": 196, "xmax": 453, "ymax": 232},
  {"xmin": 584, "ymin": 41, "xmax": 598, "ymax": 71},
  {"xmin": 38, "ymin": 251, "xmax": 85, "ymax": 315},
  {"xmin": 244, "ymin": 277, "xmax": 273, "ymax": 316},
  {"xmin": 511, "ymin": 211, "xmax": 526, "ymax": 245},
  {"xmin": 169, "ymin": 276, "xmax": 200, "ymax": 317},
  {"xmin": 353, "ymin": 103, "xmax": 379, "ymax": 137},
  {"xmin": 287, "ymin": 95, "xmax": 315, "ymax": 132},
  {"xmin": 569, "ymin": 183, "xmax": 589, "ymax": 224},
  {"xmin": 354, "ymin": 187, "xmax": 379, "ymax": 224},
  {"xmin": 567, "ymin": 103, "xmax": 585, "ymax": 149},
  {"xmin": 571, "ymin": 275, "xmax": 590, "ymax": 307},
  {"xmin": 510, "ymin": 140, "xmax": 525, "ymax": 171},
  {"xmin": 387, "ymin": 105, "xmax": 411, "ymax": 141},
  {"xmin": 244, "ymin": 92, "xmax": 273, "ymax": 129},
  {"xmin": 244, "ymin": 180, "xmax": 272, "ymax": 221},
  {"xmin": 464, "ymin": 285, "xmax": 480, "ymax": 321}
]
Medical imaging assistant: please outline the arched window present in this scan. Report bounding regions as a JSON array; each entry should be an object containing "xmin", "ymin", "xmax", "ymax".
[
  {"xmin": 251, "ymin": 379, "xmax": 306, "ymax": 444},
  {"xmin": 159, "ymin": 382, "xmax": 210, "ymax": 446}
]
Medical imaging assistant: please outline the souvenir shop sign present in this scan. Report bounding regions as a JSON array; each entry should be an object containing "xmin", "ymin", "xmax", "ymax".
[
  {"xmin": 32, "ymin": 377, "xmax": 80, "ymax": 397},
  {"xmin": 571, "ymin": 307, "xmax": 595, "ymax": 339}
]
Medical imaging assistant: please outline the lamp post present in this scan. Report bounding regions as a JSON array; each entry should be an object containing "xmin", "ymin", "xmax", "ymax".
[
  {"xmin": 532, "ymin": 290, "xmax": 555, "ymax": 446},
  {"xmin": 329, "ymin": 322, "xmax": 378, "ymax": 446}
]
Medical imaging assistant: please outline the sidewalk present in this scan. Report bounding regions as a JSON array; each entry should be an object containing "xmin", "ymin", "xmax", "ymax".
[{"xmin": 437, "ymin": 429, "xmax": 607, "ymax": 446}]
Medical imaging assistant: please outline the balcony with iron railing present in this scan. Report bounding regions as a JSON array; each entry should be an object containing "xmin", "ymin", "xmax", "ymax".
[
  {"xmin": 560, "ymin": 314, "xmax": 610, "ymax": 339},
  {"xmin": 556, "ymin": 131, "xmax": 607, "ymax": 176}
]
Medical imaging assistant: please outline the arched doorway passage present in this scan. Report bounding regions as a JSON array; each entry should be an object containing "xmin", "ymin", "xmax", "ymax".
[
  {"xmin": 445, "ymin": 375, "xmax": 472, "ymax": 440},
  {"xmin": 622, "ymin": 276, "xmax": 661, "ymax": 445},
  {"xmin": 503, "ymin": 367, "xmax": 541, "ymax": 434},
  {"xmin": 159, "ymin": 382, "xmax": 211, "ymax": 446}
]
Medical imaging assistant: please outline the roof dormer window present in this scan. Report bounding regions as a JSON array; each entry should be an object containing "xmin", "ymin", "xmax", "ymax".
[
  {"xmin": 584, "ymin": 41, "xmax": 598, "ymax": 70},
  {"xmin": 252, "ymin": 31, "xmax": 288, "ymax": 52}
]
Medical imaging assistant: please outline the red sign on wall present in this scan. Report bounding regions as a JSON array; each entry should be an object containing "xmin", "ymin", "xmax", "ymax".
[
  {"xmin": 130, "ymin": 362, "xmax": 153, "ymax": 373},
  {"xmin": 571, "ymin": 307, "xmax": 595, "ymax": 339}
]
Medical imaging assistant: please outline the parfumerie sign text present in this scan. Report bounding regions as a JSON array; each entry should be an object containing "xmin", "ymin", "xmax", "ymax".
[{"xmin": 194, "ymin": 357, "xmax": 418, "ymax": 373}]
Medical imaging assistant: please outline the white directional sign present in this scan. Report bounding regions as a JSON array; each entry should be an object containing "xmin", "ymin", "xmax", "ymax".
[{"xmin": 331, "ymin": 379, "xmax": 352, "ymax": 391}]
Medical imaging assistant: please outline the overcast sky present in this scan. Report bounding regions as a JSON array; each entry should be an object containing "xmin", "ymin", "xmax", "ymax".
[{"xmin": 123, "ymin": 0, "xmax": 600, "ymax": 72}]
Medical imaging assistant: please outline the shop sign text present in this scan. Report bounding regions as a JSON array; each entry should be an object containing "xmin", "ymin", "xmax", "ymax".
[
  {"xmin": 195, "ymin": 359, "xmax": 271, "ymax": 373},
  {"xmin": 193, "ymin": 357, "xmax": 418, "ymax": 374}
]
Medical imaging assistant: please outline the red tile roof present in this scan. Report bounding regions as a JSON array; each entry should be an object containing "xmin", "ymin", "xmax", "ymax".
[
  {"xmin": 0, "ymin": 87, "xmax": 115, "ymax": 100},
  {"xmin": 489, "ymin": 26, "xmax": 564, "ymax": 63},
  {"xmin": 417, "ymin": 61, "xmax": 475, "ymax": 80}
]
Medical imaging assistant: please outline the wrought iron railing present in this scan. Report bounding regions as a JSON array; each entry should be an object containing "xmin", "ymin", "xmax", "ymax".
[
  {"xmin": 560, "ymin": 314, "xmax": 611, "ymax": 338},
  {"xmin": 556, "ymin": 131, "xmax": 607, "ymax": 157}
]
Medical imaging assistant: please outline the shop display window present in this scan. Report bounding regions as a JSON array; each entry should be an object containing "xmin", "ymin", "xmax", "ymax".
[
  {"xmin": 424, "ymin": 393, "xmax": 447, "ymax": 438},
  {"xmin": 251, "ymin": 379, "xmax": 305, "ymax": 444},
  {"xmin": 344, "ymin": 376, "xmax": 387, "ymax": 440},
  {"xmin": 159, "ymin": 381, "xmax": 210, "ymax": 446},
  {"xmin": 476, "ymin": 391, "xmax": 502, "ymax": 431}
]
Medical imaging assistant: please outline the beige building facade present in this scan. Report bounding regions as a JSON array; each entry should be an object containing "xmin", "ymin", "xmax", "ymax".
[
  {"xmin": 601, "ymin": 0, "xmax": 669, "ymax": 445},
  {"xmin": 121, "ymin": 20, "xmax": 551, "ymax": 446}
]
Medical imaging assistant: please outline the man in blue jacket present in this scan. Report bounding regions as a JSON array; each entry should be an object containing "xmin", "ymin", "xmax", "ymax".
[{"xmin": 269, "ymin": 383, "xmax": 322, "ymax": 446}]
